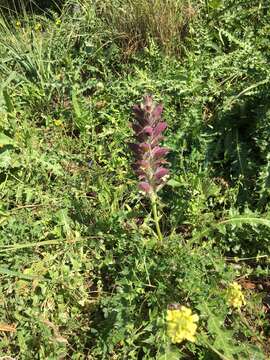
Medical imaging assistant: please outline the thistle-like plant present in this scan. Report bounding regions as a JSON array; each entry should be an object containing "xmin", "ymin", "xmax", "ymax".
[{"xmin": 130, "ymin": 95, "xmax": 170, "ymax": 243}]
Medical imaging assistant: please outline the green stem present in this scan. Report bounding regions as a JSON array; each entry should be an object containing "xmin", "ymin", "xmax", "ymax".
[
  {"xmin": 204, "ymin": 341, "xmax": 232, "ymax": 360},
  {"xmin": 151, "ymin": 198, "xmax": 163, "ymax": 243}
]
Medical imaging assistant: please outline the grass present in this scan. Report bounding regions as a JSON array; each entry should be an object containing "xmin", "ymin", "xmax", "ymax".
[
  {"xmin": 94, "ymin": 0, "xmax": 197, "ymax": 56},
  {"xmin": 0, "ymin": 0, "xmax": 270, "ymax": 358}
]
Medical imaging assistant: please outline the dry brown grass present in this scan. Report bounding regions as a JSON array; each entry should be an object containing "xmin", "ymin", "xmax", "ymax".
[{"xmin": 95, "ymin": 0, "xmax": 197, "ymax": 56}]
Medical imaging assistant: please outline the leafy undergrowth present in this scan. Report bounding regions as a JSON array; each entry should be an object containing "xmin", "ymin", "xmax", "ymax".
[{"xmin": 0, "ymin": 0, "xmax": 270, "ymax": 359}]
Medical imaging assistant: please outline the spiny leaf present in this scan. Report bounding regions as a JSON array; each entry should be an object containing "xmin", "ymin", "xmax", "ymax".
[
  {"xmin": 192, "ymin": 214, "xmax": 270, "ymax": 242},
  {"xmin": 219, "ymin": 216, "xmax": 270, "ymax": 228}
]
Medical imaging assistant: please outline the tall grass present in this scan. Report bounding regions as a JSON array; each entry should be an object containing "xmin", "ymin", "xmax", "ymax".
[
  {"xmin": 0, "ymin": 18, "xmax": 52, "ymax": 82},
  {"xmin": 0, "ymin": 1, "xmax": 90, "ymax": 108},
  {"xmin": 94, "ymin": 0, "xmax": 197, "ymax": 55}
]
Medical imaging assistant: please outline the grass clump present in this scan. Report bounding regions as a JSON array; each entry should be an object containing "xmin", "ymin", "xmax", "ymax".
[{"xmin": 94, "ymin": 0, "xmax": 197, "ymax": 55}]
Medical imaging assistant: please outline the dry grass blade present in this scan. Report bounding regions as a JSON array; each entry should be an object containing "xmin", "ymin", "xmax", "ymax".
[{"xmin": 0, "ymin": 323, "xmax": 16, "ymax": 332}]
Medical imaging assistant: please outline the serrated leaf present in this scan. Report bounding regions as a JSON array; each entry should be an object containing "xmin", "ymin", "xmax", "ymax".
[
  {"xmin": 219, "ymin": 216, "xmax": 270, "ymax": 228},
  {"xmin": 157, "ymin": 347, "xmax": 181, "ymax": 360},
  {"xmin": 192, "ymin": 213, "xmax": 270, "ymax": 242},
  {"xmin": 207, "ymin": 315, "xmax": 241, "ymax": 358}
]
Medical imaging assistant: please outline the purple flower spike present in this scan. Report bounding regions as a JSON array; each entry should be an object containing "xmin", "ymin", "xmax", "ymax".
[{"xmin": 130, "ymin": 95, "xmax": 170, "ymax": 196}]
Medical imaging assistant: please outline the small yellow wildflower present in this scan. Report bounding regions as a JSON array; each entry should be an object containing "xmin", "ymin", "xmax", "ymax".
[
  {"xmin": 226, "ymin": 282, "xmax": 246, "ymax": 309},
  {"xmin": 96, "ymin": 82, "xmax": 104, "ymax": 91},
  {"xmin": 34, "ymin": 23, "xmax": 42, "ymax": 31},
  {"xmin": 167, "ymin": 306, "xmax": 199, "ymax": 344},
  {"xmin": 16, "ymin": 21, "xmax": 21, "ymax": 28},
  {"xmin": 53, "ymin": 119, "xmax": 63, "ymax": 127},
  {"xmin": 55, "ymin": 18, "xmax": 61, "ymax": 26}
]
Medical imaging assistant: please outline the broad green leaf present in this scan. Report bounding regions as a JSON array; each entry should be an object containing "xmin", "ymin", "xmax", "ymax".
[
  {"xmin": 209, "ymin": 0, "xmax": 223, "ymax": 9},
  {"xmin": 167, "ymin": 179, "xmax": 181, "ymax": 188},
  {"xmin": 0, "ymin": 132, "xmax": 13, "ymax": 146}
]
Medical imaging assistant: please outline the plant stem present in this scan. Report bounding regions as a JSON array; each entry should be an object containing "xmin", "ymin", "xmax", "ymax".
[
  {"xmin": 204, "ymin": 341, "xmax": 232, "ymax": 360},
  {"xmin": 151, "ymin": 198, "xmax": 163, "ymax": 243}
]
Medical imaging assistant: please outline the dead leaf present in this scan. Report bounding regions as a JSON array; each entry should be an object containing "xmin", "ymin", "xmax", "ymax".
[
  {"xmin": 239, "ymin": 280, "xmax": 256, "ymax": 289},
  {"xmin": 43, "ymin": 319, "xmax": 68, "ymax": 344},
  {"xmin": 0, "ymin": 323, "xmax": 16, "ymax": 332}
]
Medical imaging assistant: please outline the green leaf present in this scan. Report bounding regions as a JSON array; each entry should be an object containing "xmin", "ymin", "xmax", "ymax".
[
  {"xmin": 157, "ymin": 347, "xmax": 181, "ymax": 360},
  {"xmin": 3, "ymin": 88, "xmax": 13, "ymax": 113},
  {"xmin": 72, "ymin": 88, "xmax": 82, "ymax": 119},
  {"xmin": 192, "ymin": 214, "xmax": 270, "ymax": 242},
  {"xmin": 219, "ymin": 216, "xmax": 270, "ymax": 228},
  {"xmin": 0, "ymin": 239, "xmax": 64, "ymax": 252},
  {"xmin": 0, "ymin": 267, "xmax": 48, "ymax": 281},
  {"xmin": 0, "ymin": 133, "xmax": 13, "ymax": 146},
  {"xmin": 207, "ymin": 316, "xmax": 238, "ymax": 357},
  {"xmin": 209, "ymin": 0, "xmax": 223, "ymax": 9},
  {"xmin": 167, "ymin": 179, "xmax": 181, "ymax": 188}
]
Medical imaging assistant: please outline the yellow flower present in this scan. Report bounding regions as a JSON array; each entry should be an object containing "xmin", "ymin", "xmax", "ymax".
[
  {"xmin": 53, "ymin": 119, "xmax": 63, "ymax": 127},
  {"xmin": 96, "ymin": 82, "xmax": 104, "ymax": 91},
  {"xmin": 55, "ymin": 18, "xmax": 61, "ymax": 26},
  {"xmin": 16, "ymin": 21, "xmax": 21, "ymax": 28},
  {"xmin": 34, "ymin": 23, "xmax": 42, "ymax": 31},
  {"xmin": 226, "ymin": 282, "xmax": 246, "ymax": 309},
  {"xmin": 167, "ymin": 306, "xmax": 199, "ymax": 344}
]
